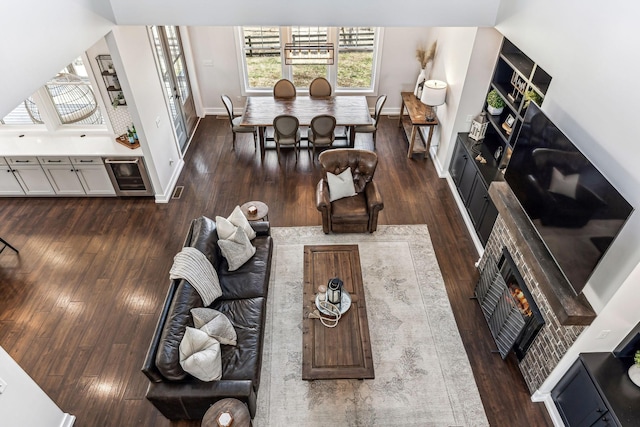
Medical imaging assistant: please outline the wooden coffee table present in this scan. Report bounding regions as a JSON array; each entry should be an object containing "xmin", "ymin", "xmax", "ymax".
[{"xmin": 302, "ymin": 245, "xmax": 374, "ymax": 380}]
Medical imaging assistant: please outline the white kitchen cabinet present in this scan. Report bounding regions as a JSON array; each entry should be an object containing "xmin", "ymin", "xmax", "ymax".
[
  {"xmin": 75, "ymin": 165, "xmax": 115, "ymax": 195},
  {"xmin": 0, "ymin": 161, "xmax": 25, "ymax": 195},
  {"xmin": 71, "ymin": 157, "xmax": 115, "ymax": 196},
  {"xmin": 11, "ymin": 165, "xmax": 55, "ymax": 195},
  {"xmin": 42, "ymin": 164, "xmax": 86, "ymax": 195}
]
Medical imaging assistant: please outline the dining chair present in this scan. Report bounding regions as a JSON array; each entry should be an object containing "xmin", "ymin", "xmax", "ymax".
[
  {"xmin": 221, "ymin": 94, "xmax": 257, "ymax": 151},
  {"xmin": 273, "ymin": 114, "xmax": 301, "ymax": 164},
  {"xmin": 273, "ymin": 79, "xmax": 296, "ymax": 99},
  {"xmin": 307, "ymin": 114, "xmax": 336, "ymax": 159},
  {"xmin": 309, "ymin": 77, "xmax": 332, "ymax": 97},
  {"xmin": 352, "ymin": 94, "xmax": 387, "ymax": 150}
]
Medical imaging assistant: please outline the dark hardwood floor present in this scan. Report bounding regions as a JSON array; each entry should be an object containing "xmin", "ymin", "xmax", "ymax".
[{"xmin": 0, "ymin": 115, "xmax": 552, "ymax": 426}]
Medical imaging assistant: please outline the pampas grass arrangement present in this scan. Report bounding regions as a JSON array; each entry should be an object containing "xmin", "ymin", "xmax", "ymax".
[{"xmin": 416, "ymin": 41, "xmax": 437, "ymax": 69}]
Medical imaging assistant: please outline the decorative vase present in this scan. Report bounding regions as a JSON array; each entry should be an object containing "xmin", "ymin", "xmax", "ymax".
[
  {"xmin": 487, "ymin": 105, "xmax": 504, "ymax": 116},
  {"xmin": 413, "ymin": 69, "xmax": 427, "ymax": 98},
  {"xmin": 629, "ymin": 364, "xmax": 640, "ymax": 387}
]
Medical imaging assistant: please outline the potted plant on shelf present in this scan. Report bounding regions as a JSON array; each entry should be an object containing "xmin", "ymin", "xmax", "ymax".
[
  {"xmin": 111, "ymin": 93, "xmax": 126, "ymax": 108},
  {"xmin": 486, "ymin": 89, "xmax": 506, "ymax": 115},
  {"xmin": 629, "ymin": 350, "xmax": 640, "ymax": 387},
  {"xmin": 524, "ymin": 88, "xmax": 543, "ymax": 110}
]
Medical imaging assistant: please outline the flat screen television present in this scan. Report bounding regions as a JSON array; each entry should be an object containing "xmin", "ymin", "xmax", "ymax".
[{"xmin": 504, "ymin": 102, "xmax": 633, "ymax": 294}]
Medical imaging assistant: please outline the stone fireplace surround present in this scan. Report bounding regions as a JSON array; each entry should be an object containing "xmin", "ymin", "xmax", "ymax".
[{"xmin": 479, "ymin": 181, "xmax": 596, "ymax": 392}]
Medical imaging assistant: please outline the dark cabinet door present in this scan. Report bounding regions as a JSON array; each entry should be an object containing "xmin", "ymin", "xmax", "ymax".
[
  {"xmin": 457, "ymin": 155, "xmax": 477, "ymax": 205},
  {"xmin": 467, "ymin": 177, "xmax": 488, "ymax": 228},
  {"xmin": 450, "ymin": 141, "xmax": 469, "ymax": 187},
  {"xmin": 552, "ymin": 360, "xmax": 610, "ymax": 427},
  {"xmin": 478, "ymin": 196, "xmax": 498, "ymax": 245}
]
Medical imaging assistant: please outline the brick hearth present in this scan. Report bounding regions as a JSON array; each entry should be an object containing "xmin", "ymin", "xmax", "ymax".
[{"xmin": 480, "ymin": 182, "xmax": 596, "ymax": 392}]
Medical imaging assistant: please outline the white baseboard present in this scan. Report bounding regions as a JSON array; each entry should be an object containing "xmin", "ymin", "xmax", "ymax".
[
  {"xmin": 154, "ymin": 158, "xmax": 185, "ymax": 203},
  {"xmin": 444, "ymin": 173, "xmax": 484, "ymax": 256},
  {"xmin": 531, "ymin": 390, "xmax": 565, "ymax": 427},
  {"xmin": 59, "ymin": 413, "xmax": 76, "ymax": 427}
]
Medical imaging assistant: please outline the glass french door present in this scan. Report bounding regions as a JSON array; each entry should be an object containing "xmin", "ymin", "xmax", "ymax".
[{"xmin": 151, "ymin": 26, "xmax": 197, "ymax": 153}]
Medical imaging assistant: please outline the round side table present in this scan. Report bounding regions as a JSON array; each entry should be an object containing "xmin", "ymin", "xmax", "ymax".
[
  {"xmin": 201, "ymin": 398, "xmax": 252, "ymax": 427},
  {"xmin": 240, "ymin": 201, "xmax": 269, "ymax": 221}
]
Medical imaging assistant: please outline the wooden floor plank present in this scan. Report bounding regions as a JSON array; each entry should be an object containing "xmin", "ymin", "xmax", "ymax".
[{"xmin": 0, "ymin": 115, "xmax": 551, "ymax": 426}]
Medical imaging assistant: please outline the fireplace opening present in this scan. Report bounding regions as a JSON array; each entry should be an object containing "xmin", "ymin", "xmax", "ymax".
[
  {"xmin": 474, "ymin": 247, "xmax": 545, "ymax": 360},
  {"xmin": 498, "ymin": 248, "xmax": 545, "ymax": 361}
]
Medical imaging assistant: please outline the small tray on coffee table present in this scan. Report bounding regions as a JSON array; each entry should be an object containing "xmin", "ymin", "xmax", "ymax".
[{"xmin": 315, "ymin": 289, "xmax": 351, "ymax": 315}]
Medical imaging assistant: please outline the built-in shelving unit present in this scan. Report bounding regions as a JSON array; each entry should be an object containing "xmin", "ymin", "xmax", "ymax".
[
  {"xmin": 483, "ymin": 38, "xmax": 552, "ymax": 165},
  {"xmin": 450, "ymin": 37, "xmax": 552, "ymax": 248},
  {"xmin": 95, "ymin": 54, "xmax": 126, "ymax": 107}
]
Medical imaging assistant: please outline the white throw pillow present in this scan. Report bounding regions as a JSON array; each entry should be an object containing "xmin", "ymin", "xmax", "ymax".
[
  {"xmin": 179, "ymin": 327, "xmax": 222, "ymax": 381},
  {"xmin": 228, "ymin": 205, "xmax": 257, "ymax": 240},
  {"xmin": 215, "ymin": 216, "xmax": 237, "ymax": 241},
  {"xmin": 191, "ymin": 308, "xmax": 237, "ymax": 346},
  {"xmin": 549, "ymin": 167, "xmax": 579, "ymax": 199},
  {"xmin": 326, "ymin": 168, "xmax": 357, "ymax": 202},
  {"xmin": 217, "ymin": 226, "xmax": 256, "ymax": 271}
]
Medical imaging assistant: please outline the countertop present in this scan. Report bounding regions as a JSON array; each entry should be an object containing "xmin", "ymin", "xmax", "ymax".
[
  {"xmin": 0, "ymin": 134, "xmax": 142, "ymax": 157},
  {"xmin": 457, "ymin": 132, "xmax": 504, "ymax": 187},
  {"xmin": 580, "ymin": 352, "xmax": 640, "ymax": 426}
]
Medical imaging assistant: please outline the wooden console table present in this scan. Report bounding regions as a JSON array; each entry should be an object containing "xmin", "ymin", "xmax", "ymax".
[{"xmin": 398, "ymin": 91, "xmax": 439, "ymax": 159}]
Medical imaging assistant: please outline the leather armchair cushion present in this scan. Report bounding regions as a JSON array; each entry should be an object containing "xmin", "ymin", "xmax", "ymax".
[{"xmin": 331, "ymin": 193, "xmax": 369, "ymax": 223}]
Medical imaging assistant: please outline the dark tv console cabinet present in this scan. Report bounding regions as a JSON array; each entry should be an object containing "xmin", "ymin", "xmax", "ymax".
[
  {"xmin": 449, "ymin": 133, "xmax": 500, "ymax": 246},
  {"xmin": 552, "ymin": 353, "xmax": 640, "ymax": 426}
]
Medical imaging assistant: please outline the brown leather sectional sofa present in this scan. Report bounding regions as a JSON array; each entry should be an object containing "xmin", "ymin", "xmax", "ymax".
[{"xmin": 141, "ymin": 216, "xmax": 273, "ymax": 420}]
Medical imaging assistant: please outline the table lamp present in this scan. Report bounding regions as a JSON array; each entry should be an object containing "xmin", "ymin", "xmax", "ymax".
[{"xmin": 420, "ymin": 80, "xmax": 447, "ymax": 121}]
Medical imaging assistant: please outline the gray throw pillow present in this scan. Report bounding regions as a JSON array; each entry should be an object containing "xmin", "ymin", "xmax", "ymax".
[
  {"xmin": 190, "ymin": 307, "xmax": 237, "ymax": 346},
  {"xmin": 179, "ymin": 327, "xmax": 222, "ymax": 381},
  {"xmin": 217, "ymin": 226, "xmax": 256, "ymax": 271}
]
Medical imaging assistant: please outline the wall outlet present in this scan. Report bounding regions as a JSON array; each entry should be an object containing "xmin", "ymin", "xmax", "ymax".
[
  {"xmin": 0, "ymin": 377, "xmax": 7, "ymax": 394},
  {"xmin": 596, "ymin": 329, "xmax": 611, "ymax": 339},
  {"xmin": 155, "ymin": 117, "xmax": 161, "ymax": 128},
  {"xmin": 202, "ymin": 59, "xmax": 214, "ymax": 67}
]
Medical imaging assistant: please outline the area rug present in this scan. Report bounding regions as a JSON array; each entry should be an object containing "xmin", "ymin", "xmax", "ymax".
[{"xmin": 253, "ymin": 225, "xmax": 488, "ymax": 427}]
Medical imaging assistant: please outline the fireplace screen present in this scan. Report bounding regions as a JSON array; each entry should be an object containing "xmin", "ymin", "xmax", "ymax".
[{"xmin": 475, "ymin": 248, "xmax": 545, "ymax": 360}]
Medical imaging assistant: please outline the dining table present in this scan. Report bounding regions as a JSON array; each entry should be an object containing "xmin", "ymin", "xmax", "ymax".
[{"xmin": 240, "ymin": 95, "xmax": 372, "ymax": 160}]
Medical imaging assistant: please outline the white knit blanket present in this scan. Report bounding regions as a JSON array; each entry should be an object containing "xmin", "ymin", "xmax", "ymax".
[{"xmin": 169, "ymin": 247, "xmax": 222, "ymax": 306}]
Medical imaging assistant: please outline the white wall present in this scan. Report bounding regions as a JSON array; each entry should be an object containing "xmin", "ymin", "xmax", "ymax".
[
  {"xmin": 433, "ymin": 27, "xmax": 503, "ymax": 173},
  {"xmin": 0, "ymin": 0, "xmax": 114, "ymax": 117},
  {"xmin": 108, "ymin": 27, "xmax": 183, "ymax": 201},
  {"xmin": 0, "ymin": 346, "xmax": 75, "ymax": 427}
]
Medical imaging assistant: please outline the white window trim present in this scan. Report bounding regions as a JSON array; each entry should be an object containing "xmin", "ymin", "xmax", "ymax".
[
  {"xmin": 236, "ymin": 27, "xmax": 384, "ymax": 97},
  {"xmin": 1, "ymin": 52, "xmax": 111, "ymax": 137}
]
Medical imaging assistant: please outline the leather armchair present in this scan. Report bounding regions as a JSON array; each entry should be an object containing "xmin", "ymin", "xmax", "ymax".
[{"xmin": 316, "ymin": 149, "xmax": 383, "ymax": 233}]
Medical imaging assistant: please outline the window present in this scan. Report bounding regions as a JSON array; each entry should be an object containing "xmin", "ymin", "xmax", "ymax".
[
  {"xmin": 242, "ymin": 26, "xmax": 282, "ymax": 89},
  {"xmin": 239, "ymin": 26, "xmax": 381, "ymax": 94},
  {"xmin": 1, "ymin": 56, "xmax": 104, "ymax": 128},
  {"xmin": 0, "ymin": 97, "xmax": 42, "ymax": 125},
  {"xmin": 337, "ymin": 27, "xmax": 375, "ymax": 89},
  {"xmin": 45, "ymin": 57, "xmax": 104, "ymax": 125}
]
